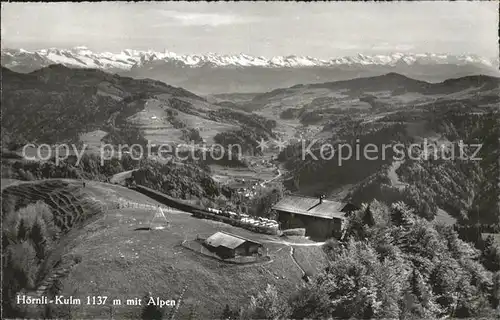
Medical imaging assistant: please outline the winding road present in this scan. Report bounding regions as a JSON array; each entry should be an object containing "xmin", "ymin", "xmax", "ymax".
[
  {"xmin": 110, "ymin": 169, "xmax": 137, "ymax": 184},
  {"xmin": 387, "ymin": 160, "xmax": 407, "ymax": 190}
]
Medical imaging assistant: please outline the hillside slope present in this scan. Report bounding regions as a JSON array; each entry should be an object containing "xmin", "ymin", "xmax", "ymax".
[
  {"xmin": 1, "ymin": 66, "xmax": 275, "ymax": 150},
  {"xmin": 265, "ymin": 74, "xmax": 500, "ymax": 225},
  {"xmin": 1, "ymin": 179, "xmax": 326, "ymax": 319}
]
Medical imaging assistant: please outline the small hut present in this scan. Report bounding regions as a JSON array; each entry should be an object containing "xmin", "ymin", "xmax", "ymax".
[{"xmin": 204, "ymin": 231, "xmax": 263, "ymax": 259}]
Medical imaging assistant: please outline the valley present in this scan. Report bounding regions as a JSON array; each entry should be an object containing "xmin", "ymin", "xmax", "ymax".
[
  {"xmin": 3, "ymin": 2, "xmax": 500, "ymax": 319},
  {"xmin": 1, "ymin": 179, "xmax": 325, "ymax": 319},
  {"xmin": 3, "ymin": 65, "xmax": 498, "ymax": 228}
]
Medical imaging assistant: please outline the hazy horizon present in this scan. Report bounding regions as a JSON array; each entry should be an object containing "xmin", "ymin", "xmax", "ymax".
[{"xmin": 1, "ymin": 2, "xmax": 498, "ymax": 60}]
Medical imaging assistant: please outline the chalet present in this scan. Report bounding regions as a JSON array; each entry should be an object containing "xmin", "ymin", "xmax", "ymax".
[
  {"xmin": 272, "ymin": 195, "xmax": 359, "ymax": 240},
  {"xmin": 204, "ymin": 231, "xmax": 263, "ymax": 259}
]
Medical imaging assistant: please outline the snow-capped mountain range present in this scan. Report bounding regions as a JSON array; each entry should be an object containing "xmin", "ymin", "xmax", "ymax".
[
  {"xmin": 2, "ymin": 46, "xmax": 499, "ymax": 94},
  {"xmin": 1, "ymin": 46, "xmax": 496, "ymax": 71}
]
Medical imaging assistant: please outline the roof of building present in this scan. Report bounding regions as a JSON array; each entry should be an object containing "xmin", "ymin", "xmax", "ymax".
[
  {"xmin": 272, "ymin": 195, "xmax": 349, "ymax": 220},
  {"xmin": 205, "ymin": 231, "xmax": 262, "ymax": 250}
]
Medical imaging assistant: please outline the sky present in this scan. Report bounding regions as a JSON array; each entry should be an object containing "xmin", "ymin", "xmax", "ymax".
[{"xmin": 1, "ymin": 2, "xmax": 498, "ymax": 59}]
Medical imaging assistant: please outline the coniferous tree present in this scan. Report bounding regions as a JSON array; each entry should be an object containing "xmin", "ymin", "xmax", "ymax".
[
  {"xmin": 410, "ymin": 268, "xmax": 425, "ymax": 302},
  {"xmin": 481, "ymin": 235, "xmax": 500, "ymax": 272},
  {"xmin": 240, "ymin": 284, "xmax": 291, "ymax": 320},
  {"xmin": 30, "ymin": 218, "xmax": 47, "ymax": 261},
  {"xmin": 17, "ymin": 218, "xmax": 28, "ymax": 241}
]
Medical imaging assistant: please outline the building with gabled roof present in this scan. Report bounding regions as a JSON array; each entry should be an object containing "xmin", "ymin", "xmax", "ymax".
[
  {"xmin": 204, "ymin": 231, "xmax": 263, "ymax": 259},
  {"xmin": 272, "ymin": 194, "xmax": 358, "ymax": 240}
]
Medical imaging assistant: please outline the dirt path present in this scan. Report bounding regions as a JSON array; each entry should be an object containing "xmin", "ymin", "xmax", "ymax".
[
  {"xmin": 262, "ymin": 238, "xmax": 322, "ymax": 281},
  {"xmin": 267, "ymin": 168, "xmax": 282, "ymax": 183},
  {"xmin": 289, "ymin": 246, "xmax": 308, "ymax": 279},
  {"xmin": 261, "ymin": 239, "xmax": 325, "ymax": 247}
]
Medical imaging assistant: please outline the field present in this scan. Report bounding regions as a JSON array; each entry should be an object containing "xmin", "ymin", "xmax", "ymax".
[
  {"xmin": 79, "ymin": 130, "xmax": 108, "ymax": 151},
  {"xmin": 3, "ymin": 179, "xmax": 326, "ymax": 319},
  {"xmin": 433, "ymin": 208, "xmax": 457, "ymax": 226},
  {"xmin": 126, "ymin": 98, "xmax": 238, "ymax": 145},
  {"xmin": 210, "ymin": 164, "xmax": 276, "ymax": 185}
]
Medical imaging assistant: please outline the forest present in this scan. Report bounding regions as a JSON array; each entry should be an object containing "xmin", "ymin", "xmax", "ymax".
[{"xmin": 236, "ymin": 201, "xmax": 500, "ymax": 319}]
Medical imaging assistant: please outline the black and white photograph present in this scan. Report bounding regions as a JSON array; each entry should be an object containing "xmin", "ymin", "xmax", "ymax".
[{"xmin": 1, "ymin": 1, "xmax": 499, "ymax": 319}]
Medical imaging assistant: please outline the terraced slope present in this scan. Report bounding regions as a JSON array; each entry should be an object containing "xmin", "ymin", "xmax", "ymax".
[
  {"xmin": 2, "ymin": 180, "xmax": 104, "ymax": 235},
  {"xmin": 2, "ymin": 180, "xmax": 109, "ymax": 318}
]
